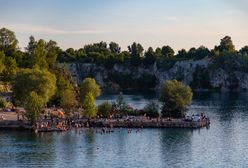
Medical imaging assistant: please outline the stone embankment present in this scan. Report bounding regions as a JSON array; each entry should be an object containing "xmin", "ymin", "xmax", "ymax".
[{"xmin": 91, "ymin": 119, "xmax": 210, "ymax": 129}]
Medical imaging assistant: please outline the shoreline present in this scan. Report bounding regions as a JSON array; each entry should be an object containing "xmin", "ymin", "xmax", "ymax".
[{"xmin": 0, "ymin": 118, "xmax": 210, "ymax": 132}]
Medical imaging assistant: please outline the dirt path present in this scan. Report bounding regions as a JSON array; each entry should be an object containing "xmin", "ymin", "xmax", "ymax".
[{"xmin": 0, "ymin": 112, "xmax": 17, "ymax": 121}]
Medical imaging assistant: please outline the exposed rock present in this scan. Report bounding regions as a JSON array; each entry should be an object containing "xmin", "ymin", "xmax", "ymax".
[{"xmin": 60, "ymin": 57, "xmax": 248, "ymax": 91}]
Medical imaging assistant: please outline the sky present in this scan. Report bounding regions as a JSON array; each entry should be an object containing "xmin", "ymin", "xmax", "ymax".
[{"xmin": 0, "ymin": 0, "xmax": 247, "ymax": 52}]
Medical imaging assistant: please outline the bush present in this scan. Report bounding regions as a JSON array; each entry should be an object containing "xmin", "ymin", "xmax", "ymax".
[
  {"xmin": 112, "ymin": 92, "xmax": 129, "ymax": 116},
  {"xmin": 127, "ymin": 109, "xmax": 142, "ymax": 116},
  {"xmin": 0, "ymin": 98, "xmax": 7, "ymax": 108},
  {"xmin": 98, "ymin": 101, "xmax": 112, "ymax": 118},
  {"xmin": 143, "ymin": 101, "xmax": 160, "ymax": 118}
]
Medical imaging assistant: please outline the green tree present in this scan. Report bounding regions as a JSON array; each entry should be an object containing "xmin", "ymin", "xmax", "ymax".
[
  {"xmin": 1, "ymin": 57, "xmax": 17, "ymax": 82},
  {"xmin": 218, "ymin": 36, "xmax": 235, "ymax": 52},
  {"xmin": 143, "ymin": 101, "xmax": 160, "ymax": 118},
  {"xmin": 194, "ymin": 46, "xmax": 210, "ymax": 59},
  {"xmin": 240, "ymin": 46, "xmax": 248, "ymax": 56},
  {"xmin": 128, "ymin": 42, "xmax": 144, "ymax": 66},
  {"xmin": 0, "ymin": 51, "xmax": 5, "ymax": 73},
  {"xmin": 26, "ymin": 38, "xmax": 48, "ymax": 69},
  {"xmin": 112, "ymin": 92, "xmax": 129, "ymax": 116},
  {"xmin": 32, "ymin": 39, "xmax": 48, "ymax": 68},
  {"xmin": 12, "ymin": 68, "xmax": 56, "ymax": 106},
  {"xmin": 60, "ymin": 88, "xmax": 78, "ymax": 117},
  {"xmin": 82, "ymin": 92, "xmax": 96, "ymax": 118},
  {"xmin": 52, "ymin": 75, "xmax": 72, "ymax": 105},
  {"xmin": 46, "ymin": 40, "xmax": 58, "ymax": 68},
  {"xmin": 25, "ymin": 36, "xmax": 37, "ymax": 67},
  {"xmin": 187, "ymin": 47, "xmax": 196, "ymax": 58},
  {"xmin": 160, "ymin": 80, "xmax": 193, "ymax": 118},
  {"xmin": 0, "ymin": 98, "xmax": 7, "ymax": 108},
  {"xmin": 25, "ymin": 36, "xmax": 37, "ymax": 55},
  {"xmin": 13, "ymin": 50, "xmax": 25, "ymax": 67},
  {"xmin": 144, "ymin": 47, "xmax": 156, "ymax": 65},
  {"xmin": 79, "ymin": 77, "xmax": 101, "ymax": 102},
  {"xmin": 155, "ymin": 47, "xmax": 163, "ymax": 58},
  {"xmin": 161, "ymin": 45, "xmax": 174, "ymax": 58},
  {"xmin": 109, "ymin": 42, "xmax": 121, "ymax": 54},
  {"xmin": 177, "ymin": 49, "xmax": 187, "ymax": 58},
  {"xmin": 0, "ymin": 28, "xmax": 18, "ymax": 56},
  {"xmin": 98, "ymin": 101, "xmax": 112, "ymax": 118},
  {"xmin": 24, "ymin": 91, "xmax": 44, "ymax": 123}
]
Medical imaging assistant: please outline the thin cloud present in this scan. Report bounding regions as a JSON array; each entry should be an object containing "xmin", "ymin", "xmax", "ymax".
[{"xmin": 0, "ymin": 23, "xmax": 105, "ymax": 35}]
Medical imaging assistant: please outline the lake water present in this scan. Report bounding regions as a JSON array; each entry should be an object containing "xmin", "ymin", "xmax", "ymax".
[{"xmin": 1, "ymin": 92, "xmax": 248, "ymax": 168}]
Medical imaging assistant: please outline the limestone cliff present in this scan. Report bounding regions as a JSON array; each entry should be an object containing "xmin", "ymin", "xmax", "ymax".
[{"xmin": 60, "ymin": 57, "xmax": 248, "ymax": 91}]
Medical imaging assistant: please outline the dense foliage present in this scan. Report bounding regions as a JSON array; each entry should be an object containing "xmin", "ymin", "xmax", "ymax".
[
  {"xmin": 82, "ymin": 92, "xmax": 97, "ymax": 118},
  {"xmin": 97, "ymin": 101, "xmax": 112, "ymax": 118},
  {"xmin": 143, "ymin": 101, "xmax": 160, "ymax": 118},
  {"xmin": 1, "ymin": 27, "xmax": 248, "ymax": 120},
  {"xmin": 112, "ymin": 92, "xmax": 129, "ymax": 116},
  {"xmin": 24, "ymin": 92, "xmax": 44, "ymax": 123},
  {"xmin": 12, "ymin": 68, "xmax": 56, "ymax": 106},
  {"xmin": 160, "ymin": 80, "xmax": 193, "ymax": 118},
  {"xmin": 79, "ymin": 77, "xmax": 101, "ymax": 101}
]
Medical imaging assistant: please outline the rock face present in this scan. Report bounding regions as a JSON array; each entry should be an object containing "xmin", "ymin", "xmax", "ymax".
[
  {"xmin": 154, "ymin": 57, "xmax": 211, "ymax": 89},
  {"xmin": 60, "ymin": 57, "xmax": 248, "ymax": 91}
]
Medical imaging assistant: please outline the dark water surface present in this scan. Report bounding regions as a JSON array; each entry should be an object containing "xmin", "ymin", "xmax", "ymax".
[{"xmin": 1, "ymin": 92, "xmax": 248, "ymax": 168}]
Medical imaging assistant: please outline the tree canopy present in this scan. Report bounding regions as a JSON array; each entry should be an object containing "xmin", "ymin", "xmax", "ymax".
[
  {"xmin": 82, "ymin": 92, "xmax": 96, "ymax": 118},
  {"xmin": 79, "ymin": 77, "xmax": 101, "ymax": 101},
  {"xmin": 160, "ymin": 80, "xmax": 193, "ymax": 118},
  {"xmin": 128, "ymin": 42, "xmax": 144, "ymax": 66},
  {"xmin": 98, "ymin": 101, "xmax": 112, "ymax": 118},
  {"xmin": 24, "ymin": 91, "xmax": 44, "ymax": 123},
  {"xmin": 0, "ymin": 27, "xmax": 18, "ymax": 55},
  {"xmin": 12, "ymin": 68, "xmax": 56, "ymax": 106},
  {"xmin": 0, "ymin": 51, "xmax": 5, "ymax": 73},
  {"xmin": 161, "ymin": 45, "xmax": 174, "ymax": 58},
  {"xmin": 219, "ymin": 36, "xmax": 235, "ymax": 52},
  {"xmin": 1, "ymin": 27, "xmax": 248, "ymax": 98}
]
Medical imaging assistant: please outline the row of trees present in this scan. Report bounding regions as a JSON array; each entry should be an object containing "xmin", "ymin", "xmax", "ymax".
[
  {"xmin": 1, "ymin": 27, "xmax": 248, "ymax": 74},
  {"xmin": 0, "ymin": 27, "xmax": 240, "ymax": 121},
  {"xmin": 57, "ymin": 35, "xmax": 248, "ymax": 68},
  {"xmin": 12, "ymin": 72, "xmax": 101, "ymax": 122},
  {"xmin": 0, "ymin": 28, "xmax": 105, "ymax": 122},
  {"xmin": 11, "ymin": 68, "xmax": 192, "ymax": 122}
]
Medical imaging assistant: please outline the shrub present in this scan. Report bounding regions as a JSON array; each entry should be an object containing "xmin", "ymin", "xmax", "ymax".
[
  {"xmin": 98, "ymin": 101, "xmax": 112, "ymax": 118},
  {"xmin": 143, "ymin": 101, "xmax": 160, "ymax": 118},
  {"xmin": 0, "ymin": 98, "xmax": 7, "ymax": 108}
]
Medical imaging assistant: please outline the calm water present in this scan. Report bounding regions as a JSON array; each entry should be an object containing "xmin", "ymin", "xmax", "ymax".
[{"xmin": 1, "ymin": 92, "xmax": 248, "ymax": 168}]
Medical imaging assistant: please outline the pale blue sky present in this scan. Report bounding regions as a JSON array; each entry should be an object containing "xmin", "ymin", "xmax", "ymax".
[{"xmin": 0, "ymin": 0, "xmax": 247, "ymax": 51}]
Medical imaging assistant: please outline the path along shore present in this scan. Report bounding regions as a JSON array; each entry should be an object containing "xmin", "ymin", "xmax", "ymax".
[{"xmin": 0, "ymin": 112, "xmax": 210, "ymax": 131}]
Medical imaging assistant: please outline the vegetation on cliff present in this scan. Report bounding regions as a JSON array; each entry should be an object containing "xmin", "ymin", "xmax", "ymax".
[
  {"xmin": 0, "ymin": 27, "xmax": 247, "ymax": 121},
  {"xmin": 0, "ymin": 27, "xmax": 248, "ymax": 91}
]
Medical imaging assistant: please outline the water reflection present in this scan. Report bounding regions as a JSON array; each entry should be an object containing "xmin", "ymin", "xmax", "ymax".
[
  {"xmin": 0, "ymin": 131, "xmax": 56, "ymax": 168},
  {"xmin": 160, "ymin": 129, "xmax": 193, "ymax": 167},
  {"xmin": 84, "ymin": 130, "xmax": 96, "ymax": 159},
  {"xmin": 1, "ymin": 92, "xmax": 248, "ymax": 167}
]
